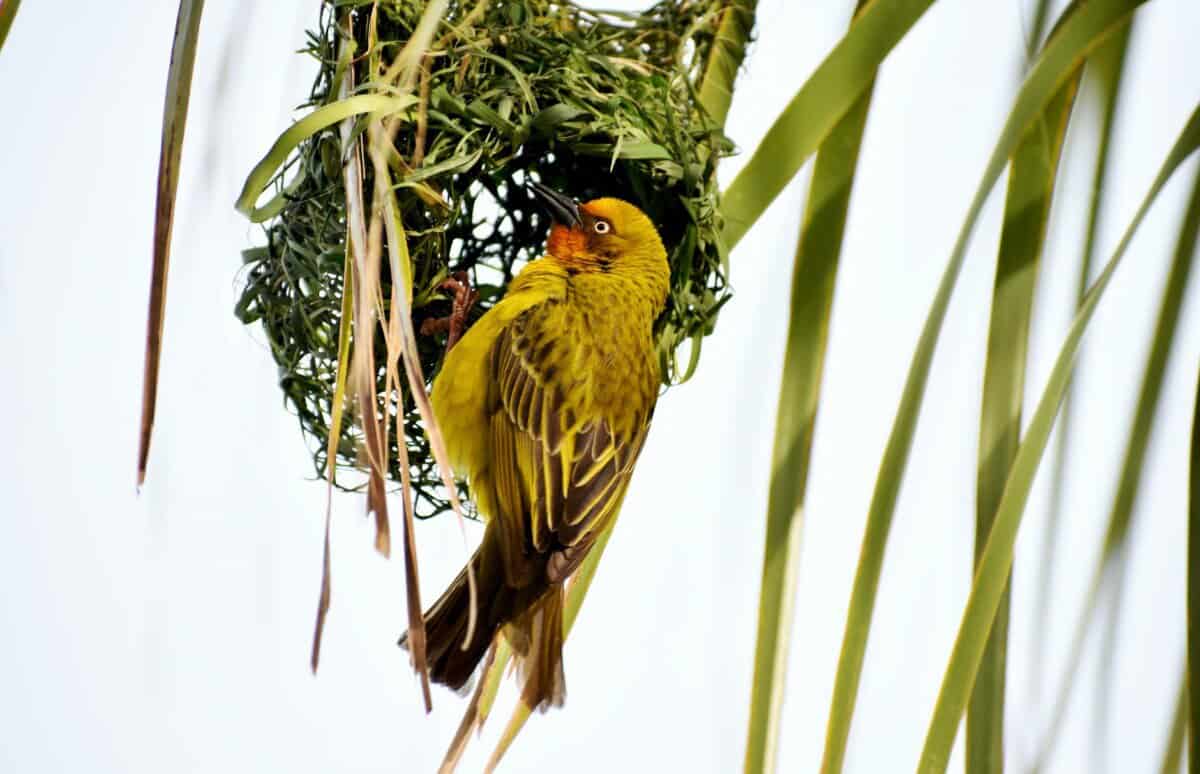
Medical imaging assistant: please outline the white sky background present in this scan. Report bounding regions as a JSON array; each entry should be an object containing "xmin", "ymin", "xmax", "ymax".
[{"xmin": 1, "ymin": 0, "xmax": 1198, "ymax": 771}]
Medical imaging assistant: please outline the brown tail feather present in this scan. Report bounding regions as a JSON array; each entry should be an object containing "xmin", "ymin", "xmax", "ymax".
[
  {"xmin": 404, "ymin": 525, "xmax": 566, "ymax": 705},
  {"xmin": 418, "ymin": 527, "xmax": 507, "ymax": 691},
  {"xmin": 509, "ymin": 589, "xmax": 566, "ymax": 711}
]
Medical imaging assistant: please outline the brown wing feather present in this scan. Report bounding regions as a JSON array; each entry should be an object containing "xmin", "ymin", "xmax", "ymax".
[{"xmin": 488, "ymin": 304, "xmax": 649, "ymax": 583}]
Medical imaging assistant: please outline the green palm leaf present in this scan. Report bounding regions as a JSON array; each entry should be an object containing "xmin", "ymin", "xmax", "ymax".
[
  {"xmin": 1189, "ymin": 304, "xmax": 1200, "ymax": 774},
  {"xmin": 698, "ymin": 0, "xmax": 758, "ymax": 127},
  {"xmin": 745, "ymin": 3, "xmax": 877, "ymax": 770},
  {"xmin": 968, "ymin": 42, "xmax": 1081, "ymax": 774},
  {"xmin": 1032, "ymin": 18, "xmax": 1133, "ymax": 715},
  {"xmin": 824, "ymin": 4, "xmax": 1146, "ymax": 770},
  {"xmin": 1160, "ymin": 672, "xmax": 1188, "ymax": 774},
  {"xmin": 719, "ymin": 0, "xmax": 936, "ymax": 250},
  {"xmin": 1032, "ymin": 140, "xmax": 1200, "ymax": 773},
  {"xmin": 918, "ymin": 100, "xmax": 1200, "ymax": 773},
  {"xmin": 0, "ymin": 0, "xmax": 20, "ymax": 52}
]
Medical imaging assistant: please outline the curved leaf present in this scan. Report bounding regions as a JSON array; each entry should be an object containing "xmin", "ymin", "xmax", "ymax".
[
  {"xmin": 825, "ymin": 4, "xmax": 1146, "ymax": 769},
  {"xmin": 719, "ymin": 0, "xmax": 936, "ymax": 250},
  {"xmin": 1189, "ymin": 336, "xmax": 1200, "ymax": 774},
  {"xmin": 0, "ymin": 0, "xmax": 21, "ymax": 53},
  {"xmin": 968, "ymin": 44, "xmax": 1082, "ymax": 774},
  {"xmin": 1032, "ymin": 138, "xmax": 1200, "ymax": 773},
  {"xmin": 746, "ymin": 5, "xmax": 877, "ymax": 771},
  {"xmin": 234, "ymin": 93, "xmax": 416, "ymax": 221},
  {"xmin": 1032, "ymin": 17, "xmax": 1133, "ymax": 716},
  {"xmin": 918, "ymin": 101, "xmax": 1200, "ymax": 773}
]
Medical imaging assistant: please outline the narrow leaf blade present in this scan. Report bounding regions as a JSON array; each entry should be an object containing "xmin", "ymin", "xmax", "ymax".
[
  {"xmin": 698, "ymin": 0, "xmax": 758, "ymax": 127},
  {"xmin": 1034, "ymin": 141, "xmax": 1200, "ymax": 772},
  {"xmin": 1033, "ymin": 18, "xmax": 1133, "ymax": 716},
  {"xmin": 234, "ymin": 93, "xmax": 417, "ymax": 222},
  {"xmin": 138, "ymin": 0, "xmax": 205, "ymax": 486},
  {"xmin": 918, "ymin": 102, "xmax": 1200, "ymax": 773},
  {"xmin": 1160, "ymin": 671, "xmax": 1188, "ymax": 774},
  {"xmin": 826, "ymin": 4, "xmax": 1146, "ymax": 770},
  {"xmin": 968, "ymin": 55, "xmax": 1081, "ymax": 774},
  {"xmin": 0, "ymin": 0, "xmax": 21, "ymax": 52},
  {"xmin": 312, "ymin": 250, "xmax": 356, "ymax": 673},
  {"xmin": 1189, "ymin": 297, "xmax": 1200, "ymax": 774},
  {"xmin": 719, "ymin": 0, "xmax": 936, "ymax": 249},
  {"xmin": 749, "ymin": 64, "xmax": 876, "ymax": 774}
]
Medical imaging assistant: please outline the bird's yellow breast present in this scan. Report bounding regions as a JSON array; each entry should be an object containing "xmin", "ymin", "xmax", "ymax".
[{"xmin": 430, "ymin": 257, "xmax": 662, "ymax": 504}]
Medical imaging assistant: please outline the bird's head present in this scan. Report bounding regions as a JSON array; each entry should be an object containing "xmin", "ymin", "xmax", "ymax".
[{"xmin": 530, "ymin": 182, "xmax": 670, "ymax": 302}]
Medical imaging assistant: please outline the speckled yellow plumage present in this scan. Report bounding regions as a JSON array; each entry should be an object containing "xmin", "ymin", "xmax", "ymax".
[{"xmin": 420, "ymin": 194, "xmax": 669, "ymax": 710}]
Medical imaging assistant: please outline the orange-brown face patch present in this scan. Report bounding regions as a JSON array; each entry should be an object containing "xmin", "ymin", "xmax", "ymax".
[{"xmin": 547, "ymin": 223, "xmax": 586, "ymax": 261}]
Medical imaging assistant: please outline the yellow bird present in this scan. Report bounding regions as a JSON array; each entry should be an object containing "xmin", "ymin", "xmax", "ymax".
[{"xmin": 417, "ymin": 183, "xmax": 669, "ymax": 710}]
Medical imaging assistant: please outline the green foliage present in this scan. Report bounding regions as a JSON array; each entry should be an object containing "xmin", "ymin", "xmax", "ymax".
[
  {"xmin": 969, "ymin": 33, "xmax": 1081, "ymax": 774},
  {"xmin": 1191, "ymin": 357, "xmax": 1200, "ymax": 774},
  {"xmin": 1033, "ymin": 16, "xmax": 1133, "ymax": 724},
  {"xmin": 746, "ymin": 15, "xmax": 877, "ymax": 771},
  {"xmin": 1032, "ymin": 126, "xmax": 1200, "ymax": 774},
  {"xmin": 0, "ymin": 0, "xmax": 21, "ymax": 53},
  {"xmin": 128, "ymin": 0, "xmax": 1200, "ymax": 769},
  {"xmin": 234, "ymin": 1, "xmax": 732, "ymax": 515},
  {"xmin": 920, "ymin": 101, "xmax": 1200, "ymax": 772},
  {"xmin": 718, "ymin": 0, "xmax": 935, "ymax": 250}
]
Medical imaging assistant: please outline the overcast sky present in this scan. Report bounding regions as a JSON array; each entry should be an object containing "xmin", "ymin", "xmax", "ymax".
[{"xmin": 2, "ymin": 1, "xmax": 1198, "ymax": 772}]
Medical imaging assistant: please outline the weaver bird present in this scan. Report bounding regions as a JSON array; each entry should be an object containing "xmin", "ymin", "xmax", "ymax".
[{"xmin": 412, "ymin": 182, "xmax": 669, "ymax": 710}]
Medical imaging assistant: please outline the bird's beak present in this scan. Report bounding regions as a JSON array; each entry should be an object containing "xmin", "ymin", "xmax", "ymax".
[{"xmin": 530, "ymin": 182, "xmax": 582, "ymax": 228}]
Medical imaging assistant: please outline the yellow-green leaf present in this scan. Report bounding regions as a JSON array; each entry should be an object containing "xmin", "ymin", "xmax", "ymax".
[
  {"xmin": 1188, "ymin": 227, "xmax": 1200, "ymax": 774},
  {"xmin": 1159, "ymin": 669, "xmax": 1188, "ymax": 774},
  {"xmin": 969, "ymin": 40, "xmax": 1082, "ymax": 774},
  {"xmin": 719, "ymin": 0, "xmax": 937, "ymax": 250},
  {"xmin": 919, "ymin": 100, "xmax": 1200, "ymax": 773},
  {"xmin": 747, "ymin": 5, "xmax": 877, "ymax": 770},
  {"xmin": 698, "ymin": 0, "xmax": 758, "ymax": 127},
  {"xmin": 234, "ymin": 93, "xmax": 417, "ymax": 222},
  {"xmin": 1032, "ymin": 17, "xmax": 1133, "ymax": 713},
  {"xmin": 0, "ymin": 0, "xmax": 21, "ymax": 52},
  {"xmin": 1032, "ymin": 136, "xmax": 1200, "ymax": 774},
  {"xmin": 827, "ymin": 3, "xmax": 1145, "ymax": 770}
]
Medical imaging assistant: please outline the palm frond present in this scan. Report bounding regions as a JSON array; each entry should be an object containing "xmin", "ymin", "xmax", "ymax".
[
  {"xmin": 1032, "ymin": 146, "xmax": 1200, "ymax": 772},
  {"xmin": 745, "ymin": 4, "xmax": 877, "ymax": 770},
  {"xmin": 1032, "ymin": 17, "xmax": 1133, "ymax": 714},
  {"xmin": 918, "ymin": 100, "xmax": 1200, "ymax": 773},
  {"xmin": 0, "ymin": 0, "xmax": 21, "ymax": 52},
  {"xmin": 719, "ymin": 0, "xmax": 935, "ymax": 250},
  {"xmin": 968, "ymin": 36, "xmax": 1081, "ymax": 773}
]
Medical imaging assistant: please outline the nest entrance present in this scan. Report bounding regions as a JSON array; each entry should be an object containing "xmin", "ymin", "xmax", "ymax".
[{"xmin": 236, "ymin": 1, "xmax": 731, "ymax": 517}]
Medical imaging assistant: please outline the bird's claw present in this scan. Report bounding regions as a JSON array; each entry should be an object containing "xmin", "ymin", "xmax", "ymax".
[{"xmin": 420, "ymin": 271, "xmax": 478, "ymax": 352}]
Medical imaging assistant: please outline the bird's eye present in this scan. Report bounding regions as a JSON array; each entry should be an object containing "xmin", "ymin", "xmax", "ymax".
[{"xmin": 593, "ymin": 220, "xmax": 611, "ymax": 234}]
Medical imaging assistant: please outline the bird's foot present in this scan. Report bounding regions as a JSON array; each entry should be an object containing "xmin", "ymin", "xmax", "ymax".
[{"xmin": 419, "ymin": 271, "xmax": 478, "ymax": 352}]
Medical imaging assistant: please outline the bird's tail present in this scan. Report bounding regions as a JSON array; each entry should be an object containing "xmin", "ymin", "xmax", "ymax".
[
  {"xmin": 411, "ymin": 525, "xmax": 565, "ymax": 710},
  {"xmin": 507, "ymin": 588, "xmax": 566, "ymax": 711},
  {"xmin": 418, "ymin": 526, "xmax": 506, "ymax": 691}
]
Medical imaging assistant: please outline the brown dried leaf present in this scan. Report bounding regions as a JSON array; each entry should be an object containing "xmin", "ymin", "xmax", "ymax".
[{"xmin": 138, "ymin": 0, "xmax": 205, "ymax": 487}]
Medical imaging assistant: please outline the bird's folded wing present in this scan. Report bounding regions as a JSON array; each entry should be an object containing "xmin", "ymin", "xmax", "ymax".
[{"xmin": 487, "ymin": 304, "xmax": 648, "ymax": 584}]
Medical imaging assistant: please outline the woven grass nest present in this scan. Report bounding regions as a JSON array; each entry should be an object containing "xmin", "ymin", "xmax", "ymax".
[{"xmin": 236, "ymin": 0, "xmax": 731, "ymax": 518}]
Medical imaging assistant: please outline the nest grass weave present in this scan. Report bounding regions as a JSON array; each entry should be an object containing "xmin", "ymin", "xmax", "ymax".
[{"xmin": 236, "ymin": 0, "xmax": 731, "ymax": 518}]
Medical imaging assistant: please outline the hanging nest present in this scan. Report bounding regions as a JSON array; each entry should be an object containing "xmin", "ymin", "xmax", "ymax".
[{"xmin": 236, "ymin": 0, "xmax": 732, "ymax": 518}]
